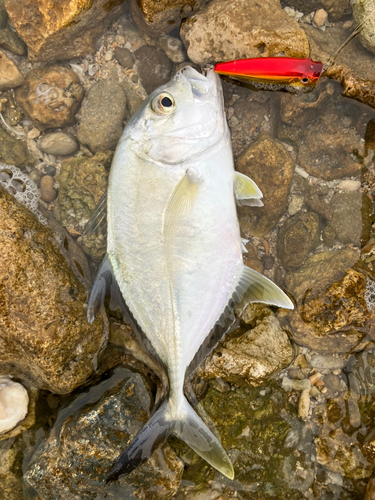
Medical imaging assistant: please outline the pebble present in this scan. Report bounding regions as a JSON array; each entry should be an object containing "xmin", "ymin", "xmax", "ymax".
[
  {"xmin": 37, "ymin": 132, "xmax": 79, "ymax": 156},
  {"xmin": 134, "ymin": 45, "xmax": 173, "ymax": 94},
  {"xmin": 288, "ymin": 367, "xmax": 305, "ymax": 380},
  {"xmin": 343, "ymin": 20, "xmax": 353, "ymax": 30},
  {"xmin": 0, "ymin": 50, "xmax": 24, "ymax": 90},
  {"xmin": 27, "ymin": 128, "xmax": 41, "ymax": 140},
  {"xmin": 309, "ymin": 372, "xmax": 322, "ymax": 385},
  {"xmin": 323, "ymin": 374, "xmax": 342, "ymax": 392},
  {"xmin": 295, "ymin": 166, "xmax": 309, "ymax": 179},
  {"xmin": 114, "ymin": 47, "xmax": 134, "ymax": 69},
  {"xmin": 288, "ymin": 193, "xmax": 304, "ymax": 215},
  {"xmin": 309, "ymin": 386, "xmax": 320, "ymax": 398},
  {"xmin": 40, "ymin": 175, "xmax": 57, "ymax": 203},
  {"xmin": 337, "ymin": 179, "xmax": 361, "ymax": 192},
  {"xmin": 313, "ymin": 9, "xmax": 328, "ymax": 28},
  {"xmin": 158, "ymin": 35, "xmax": 186, "ymax": 63},
  {"xmin": 281, "ymin": 376, "xmax": 311, "ymax": 392},
  {"xmin": 298, "ymin": 389, "xmax": 310, "ymax": 418},
  {"xmin": 310, "ymin": 354, "xmax": 346, "ymax": 370},
  {"xmin": 104, "ymin": 50, "xmax": 113, "ymax": 61},
  {"xmin": 209, "ymin": 377, "xmax": 230, "ymax": 393},
  {"xmin": 28, "ymin": 169, "xmax": 43, "ymax": 187}
]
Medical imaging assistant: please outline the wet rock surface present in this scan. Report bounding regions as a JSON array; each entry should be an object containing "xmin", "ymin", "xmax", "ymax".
[
  {"xmin": 0, "ymin": 187, "xmax": 104, "ymax": 394},
  {"xmin": 283, "ymin": 248, "xmax": 375, "ymax": 353},
  {"xmin": 25, "ymin": 368, "xmax": 183, "ymax": 499},
  {"xmin": 0, "ymin": 129, "xmax": 33, "ymax": 167},
  {"xmin": 236, "ymin": 133, "xmax": 294, "ymax": 237},
  {"xmin": 201, "ymin": 311, "xmax": 294, "ymax": 386},
  {"xmin": 5, "ymin": 0, "xmax": 127, "ymax": 61},
  {"xmin": 77, "ymin": 80, "xmax": 126, "ymax": 153},
  {"xmin": 134, "ymin": 45, "xmax": 173, "ymax": 94},
  {"xmin": 180, "ymin": 0, "xmax": 309, "ymax": 65},
  {"xmin": 277, "ymin": 211, "xmax": 320, "ymax": 270},
  {"xmin": 54, "ymin": 152, "xmax": 110, "ymax": 239},
  {"xmin": 0, "ymin": 51, "xmax": 23, "ymax": 90},
  {"xmin": 14, "ymin": 65, "xmax": 84, "ymax": 130}
]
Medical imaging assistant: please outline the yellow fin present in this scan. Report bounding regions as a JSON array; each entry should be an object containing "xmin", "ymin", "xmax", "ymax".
[{"xmin": 234, "ymin": 171, "xmax": 263, "ymax": 206}]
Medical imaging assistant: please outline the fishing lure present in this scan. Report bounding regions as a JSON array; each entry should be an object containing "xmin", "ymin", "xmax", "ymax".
[{"xmin": 214, "ymin": 22, "xmax": 365, "ymax": 93}]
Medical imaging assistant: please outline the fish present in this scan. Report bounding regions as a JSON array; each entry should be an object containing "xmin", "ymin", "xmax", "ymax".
[{"xmin": 86, "ymin": 66, "xmax": 294, "ymax": 483}]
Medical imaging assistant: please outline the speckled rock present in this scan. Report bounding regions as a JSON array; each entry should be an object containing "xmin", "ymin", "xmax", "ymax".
[
  {"xmin": 0, "ymin": 50, "xmax": 23, "ymax": 90},
  {"xmin": 114, "ymin": 47, "xmax": 134, "ymax": 69},
  {"xmin": 353, "ymin": 0, "xmax": 375, "ymax": 54},
  {"xmin": 0, "ymin": 26, "xmax": 26, "ymax": 56},
  {"xmin": 15, "ymin": 65, "xmax": 84, "ymax": 131},
  {"xmin": 0, "ymin": 437, "xmax": 25, "ymax": 499},
  {"xmin": 77, "ymin": 80, "xmax": 126, "ymax": 153},
  {"xmin": 277, "ymin": 212, "xmax": 320, "ymax": 270},
  {"xmin": 236, "ymin": 133, "xmax": 294, "ymax": 237},
  {"xmin": 283, "ymin": 0, "xmax": 351, "ymax": 21},
  {"xmin": 200, "ymin": 313, "xmax": 294, "ymax": 386},
  {"xmin": 282, "ymin": 248, "xmax": 375, "ymax": 353},
  {"xmin": 130, "ymin": 0, "xmax": 209, "ymax": 36},
  {"xmin": 180, "ymin": 0, "xmax": 309, "ymax": 65},
  {"xmin": 323, "ymin": 192, "xmax": 373, "ymax": 247},
  {"xmin": 0, "ymin": 186, "xmax": 104, "ymax": 394},
  {"xmin": 37, "ymin": 132, "xmax": 79, "ymax": 156},
  {"xmin": 302, "ymin": 24, "xmax": 375, "ymax": 109},
  {"xmin": 5, "ymin": 0, "xmax": 127, "ymax": 61},
  {"xmin": 24, "ymin": 368, "xmax": 183, "ymax": 499},
  {"xmin": 0, "ymin": 129, "xmax": 33, "ymax": 168},
  {"xmin": 134, "ymin": 45, "xmax": 173, "ymax": 94}
]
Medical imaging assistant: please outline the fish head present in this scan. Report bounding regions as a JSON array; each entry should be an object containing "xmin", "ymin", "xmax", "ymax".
[{"xmin": 124, "ymin": 66, "xmax": 227, "ymax": 165}]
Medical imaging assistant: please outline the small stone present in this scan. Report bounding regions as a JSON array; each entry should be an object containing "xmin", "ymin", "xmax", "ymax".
[
  {"xmin": 27, "ymin": 128, "xmax": 40, "ymax": 140},
  {"xmin": 114, "ymin": 47, "xmax": 134, "ymax": 69},
  {"xmin": 134, "ymin": 45, "xmax": 173, "ymax": 94},
  {"xmin": 0, "ymin": 50, "xmax": 24, "ymax": 90},
  {"xmin": 310, "ymin": 386, "xmax": 320, "ymax": 398},
  {"xmin": 281, "ymin": 376, "xmax": 311, "ymax": 391},
  {"xmin": 298, "ymin": 389, "xmax": 310, "ymax": 418},
  {"xmin": 313, "ymin": 9, "xmax": 328, "ymax": 28},
  {"xmin": 309, "ymin": 372, "xmax": 323, "ymax": 385},
  {"xmin": 343, "ymin": 20, "xmax": 353, "ymax": 29},
  {"xmin": 337, "ymin": 179, "xmax": 361, "ymax": 191},
  {"xmin": 15, "ymin": 65, "xmax": 84, "ymax": 131},
  {"xmin": 323, "ymin": 374, "xmax": 342, "ymax": 392},
  {"xmin": 288, "ymin": 367, "xmax": 305, "ymax": 380},
  {"xmin": 37, "ymin": 132, "xmax": 79, "ymax": 156},
  {"xmin": 28, "ymin": 169, "xmax": 43, "ymax": 186},
  {"xmin": 0, "ymin": 26, "xmax": 27, "ymax": 55},
  {"xmin": 0, "ymin": 128, "xmax": 33, "ymax": 168},
  {"xmin": 310, "ymin": 354, "xmax": 345, "ymax": 370},
  {"xmin": 77, "ymin": 80, "xmax": 126, "ymax": 153},
  {"xmin": 104, "ymin": 50, "xmax": 113, "ymax": 61},
  {"xmin": 40, "ymin": 175, "xmax": 56, "ymax": 203},
  {"xmin": 288, "ymin": 194, "xmax": 304, "ymax": 215},
  {"xmin": 209, "ymin": 378, "xmax": 230, "ymax": 393},
  {"xmin": 158, "ymin": 35, "xmax": 186, "ymax": 63}
]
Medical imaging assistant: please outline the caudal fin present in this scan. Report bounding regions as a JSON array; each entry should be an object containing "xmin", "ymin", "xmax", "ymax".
[{"xmin": 106, "ymin": 396, "xmax": 233, "ymax": 483}]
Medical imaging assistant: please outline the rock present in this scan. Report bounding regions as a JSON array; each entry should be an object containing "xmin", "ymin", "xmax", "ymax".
[
  {"xmin": 310, "ymin": 354, "xmax": 345, "ymax": 370},
  {"xmin": 366, "ymin": 477, "xmax": 375, "ymax": 500},
  {"xmin": 158, "ymin": 34, "xmax": 186, "ymax": 63},
  {"xmin": 353, "ymin": 0, "xmax": 375, "ymax": 54},
  {"xmin": 0, "ymin": 186, "xmax": 104, "ymax": 394},
  {"xmin": 302, "ymin": 24, "xmax": 375, "ymax": 109},
  {"xmin": 114, "ymin": 47, "xmax": 134, "ymax": 69},
  {"xmin": 0, "ymin": 26, "xmax": 27, "ymax": 55},
  {"xmin": 277, "ymin": 212, "xmax": 320, "ymax": 270},
  {"xmin": 346, "ymin": 349, "xmax": 375, "ymax": 399},
  {"xmin": 54, "ymin": 152, "xmax": 110, "ymax": 258},
  {"xmin": 323, "ymin": 192, "xmax": 373, "ymax": 247},
  {"xmin": 282, "ymin": 248, "xmax": 375, "ymax": 353},
  {"xmin": 5, "ymin": 0, "xmax": 127, "ymax": 61},
  {"xmin": 236, "ymin": 134, "xmax": 294, "ymax": 237},
  {"xmin": 298, "ymin": 389, "xmax": 310, "ymax": 419},
  {"xmin": 200, "ymin": 382, "xmax": 314, "ymax": 497},
  {"xmin": 0, "ymin": 50, "xmax": 23, "ymax": 90},
  {"xmin": 37, "ymin": 132, "xmax": 79, "ymax": 157},
  {"xmin": 337, "ymin": 179, "xmax": 361, "ymax": 191},
  {"xmin": 40, "ymin": 175, "xmax": 56, "ymax": 203},
  {"xmin": 281, "ymin": 377, "xmax": 311, "ymax": 391},
  {"xmin": 0, "ymin": 129, "xmax": 33, "ymax": 167},
  {"xmin": 134, "ymin": 45, "xmax": 173, "ymax": 94},
  {"xmin": 15, "ymin": 65, "xmax": 84, "ymax": 131},
  {"xmin": 77, "ymin": 81, "xmax": 126, "ymax": 153},
  {"xmin": 200, "ymin": 314, "xmax": 294, "ymax": 386},
  {"xmin": 323, "ymin": 373, "xmax": 342, "ymax": 393},
  {"xmin": 24, "ymin": 368, "xmax": 183, "ymax": 499},
  {"xmin": 120, "ymin": 80, "xmax": 145, "ymax": 118},
  {"xmin": 0, "ymin": 437, "xmax": 25, "ymax": 499},
  {"xmin": 313, "ymin": 9, "xmax": 328, "ymax": 28},
  {"xmin": 130, "ymin": 0, "xmax": 208, "ymax": 36},
  {"xmin": 0, "ymin": 89, "xmax": 22, "ymax": 128},
  {"xmin": 284, "ymin": 0, "xmax": 351, "ymax": 20},
  {"xmin": 180, "ymin": 0, "xmax": 309, "ymax": 65}
]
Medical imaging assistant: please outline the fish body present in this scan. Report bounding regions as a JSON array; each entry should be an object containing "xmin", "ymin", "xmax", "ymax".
[
  {"xmin": 87, "ymin": 67, "xmax": 293, "ymax": 482},
  {"xmin": 214, "ymin": 57, "xmax": 323, "ymax": 92}
]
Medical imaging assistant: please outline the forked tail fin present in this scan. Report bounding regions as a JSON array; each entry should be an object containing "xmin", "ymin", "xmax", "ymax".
[{"xmin": 106, "ymin": 396, "xmax": 233, "ymax": 483}]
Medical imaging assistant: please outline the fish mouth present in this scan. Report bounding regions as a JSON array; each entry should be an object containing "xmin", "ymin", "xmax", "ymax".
[{"xmin": 176, "ymin": 66, "xmax": 221, "ymax": 101}]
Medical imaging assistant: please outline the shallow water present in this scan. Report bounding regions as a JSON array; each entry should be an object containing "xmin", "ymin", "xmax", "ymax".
[{"xmin": 1, "ymin": 1, "xmax": 375, "ymax": 499}]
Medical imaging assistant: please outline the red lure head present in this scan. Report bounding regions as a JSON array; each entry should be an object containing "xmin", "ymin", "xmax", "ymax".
[{"xmin": 214, "ymin": 57, "xmax": 323, "ymax": 93}]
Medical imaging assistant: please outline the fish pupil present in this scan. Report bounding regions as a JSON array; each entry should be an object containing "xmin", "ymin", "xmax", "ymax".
[
  {"xmin": 301, "ymin": 77, "xmax": 309, "ymax": 84},
  {"xmin": 161, "ymin": 96, "xmax": 173, "ymax": 107}
]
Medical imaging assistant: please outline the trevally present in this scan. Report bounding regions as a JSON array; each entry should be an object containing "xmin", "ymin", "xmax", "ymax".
[{"xmin": 87, "ymin": 66, "xmax": 293, "ymax": 482}]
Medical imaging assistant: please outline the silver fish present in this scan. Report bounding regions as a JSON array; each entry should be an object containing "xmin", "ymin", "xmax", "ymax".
[{"xmin": 87, "ymin": 66, "xmax": 293, "ymax": 482}]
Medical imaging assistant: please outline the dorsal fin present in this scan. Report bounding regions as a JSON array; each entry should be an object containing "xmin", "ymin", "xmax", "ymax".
[{"xmin": 234, "ymin": 171, "xmax": 263, "ymax": 206}]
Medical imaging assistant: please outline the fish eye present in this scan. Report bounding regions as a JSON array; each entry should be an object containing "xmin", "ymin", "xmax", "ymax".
[
  {"xmin": 301, "ymin": 77, "xmax": 310, "ymax": 84},
  {"xmin": 151, "ymin": 92, "xmax": 175, "ymax": 115}
]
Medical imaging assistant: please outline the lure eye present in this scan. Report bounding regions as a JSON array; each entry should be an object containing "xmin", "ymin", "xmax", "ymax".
[
  {"xmin": 151, "ymin": 92, "xmax": 175, "ymax": 115},
  {"xmin": 301, "ymin": 77, "xmax": 310, "ymax": 84}
]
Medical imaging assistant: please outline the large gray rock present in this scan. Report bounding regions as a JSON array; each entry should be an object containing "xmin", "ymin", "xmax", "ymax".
[
  {"xmin": 77, "ymin": 81, "xmax": 126, "ymax": 153},
  {"xmin": 24, "ymin": 369, "xmax": 183, "ymax": 499},
  {"xmin": 180, "ymin": 0, "xmax": 309, "ymax": 65},
  {"xmin": 134, "ymin": 45, "xmax": 173, "ymax": 95}
]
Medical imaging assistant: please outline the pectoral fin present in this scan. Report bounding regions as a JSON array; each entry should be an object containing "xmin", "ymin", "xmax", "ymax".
[{"xmin": 234, "ymin": 171, "xmax": 263, "ymax": 207}]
